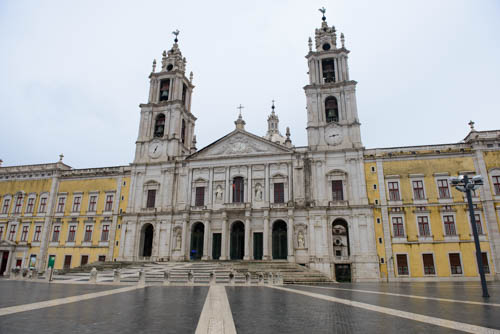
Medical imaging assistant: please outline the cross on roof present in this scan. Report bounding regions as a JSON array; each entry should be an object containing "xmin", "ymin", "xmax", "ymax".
[
  {"xmin": 237, "ymin": 104, "xmax": 244, "ymax": 116},
  {"xmin": 468, "ymin": 120, "xmax": 475, "ymax": 130}
]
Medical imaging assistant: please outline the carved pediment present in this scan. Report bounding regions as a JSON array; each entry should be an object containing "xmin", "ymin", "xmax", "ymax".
[
  {"xmin": 0, "ymin": 239, "xmax": 16, "ymax": 247},
  {"xmin": 188, "ymin": 130, "xmax": 292, "ymax": 160}
]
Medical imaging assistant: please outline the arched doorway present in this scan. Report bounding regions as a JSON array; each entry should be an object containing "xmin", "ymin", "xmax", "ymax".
[
  {"xmin": 230, "ymin": 221, "xmax": 245, "ymax": 260},
  {"xmin": 332, "ymin": 219, "xmax": 351, "ymax": 282},
  {"xmin": 140, "ymin": 224, "xmax": 154, "ymax": 257},
  {"xmin": 272, "ymin": 220, "xmax": 287, "ymax": 260},
  {"xmin": 190, "ymin": 222, "xmax": 204, "ymax": 260}
]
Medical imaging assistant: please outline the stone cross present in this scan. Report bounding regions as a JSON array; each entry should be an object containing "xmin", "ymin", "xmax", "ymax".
[
  {"xmin": 237, "ymin": 104, "xmax": 244, "ymax": 117},
  {"xmin": 468, "ymin": 120, "xmax": 475, "ymax": 130}
]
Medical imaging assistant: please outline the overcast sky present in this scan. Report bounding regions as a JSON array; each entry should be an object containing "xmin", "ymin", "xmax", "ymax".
[{"xmin": 1, "ymin": 1, "xmax": 499, "ymax": 168}]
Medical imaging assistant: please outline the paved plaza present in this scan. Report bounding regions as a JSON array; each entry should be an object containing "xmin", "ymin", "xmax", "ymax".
[{"xmin": 1, "ymin": 280, "xmax": 500, "ymax": 333}]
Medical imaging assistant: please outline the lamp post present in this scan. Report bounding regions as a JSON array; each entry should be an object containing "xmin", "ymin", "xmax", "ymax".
[{"xmin": 450, "ymin": 174, "xmax": 489, "ymax": 298}]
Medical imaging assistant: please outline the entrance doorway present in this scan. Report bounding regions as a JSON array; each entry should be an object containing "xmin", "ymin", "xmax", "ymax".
[
  {"xmin": 63, "ymin": 255, "xmax": 72, "ymax": 269},
  {"xmin": 212, "ymin": 233, "xmax": 221, "ymax": 260},
  {"xmin": 190, "ymin": 222, "xmax": 204, "ymax": 260},
  {"xmin": 272, "ymin": 220, "xmax": 287, "ymax": 260},
  {"xmin": 140, "ymin": 224, "xmax": 154, "ymax": 257},
  {"xmin": 0, "ymin": 251, "xmax": 9, "ymax": 275},
  {"xmin": 230, "ymin": 221, "xmax": 244, "ymax": 260},
  {"xmin": 335, "ymin": 264, "xmax": 351, "ymax": 282},
  {"xmin": 253, "ymin": 232, "xmax": 263, "ymax": 260}
]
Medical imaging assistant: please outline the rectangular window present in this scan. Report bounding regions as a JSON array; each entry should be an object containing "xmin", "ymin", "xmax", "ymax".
[
  {"xmin": 14, "ymin": 195, "xmax": 23, "ymax": 214},
  {"xmin": 195, "ymin": 187, "xmax": 205, "ymax": 207},
  {"xmin": 63, "ymin": 255, "xmax": 72, "ymax": 269},
  {"xmin": 412, "ymin": 180, "xmax": 425, "ymax": 200},
  {"xmin": 274, "ymin": 183, "xmax": 285, "ymax": 203},
  {"xmin": 20, "ymin": 226, "xmax": 29, "ymax": 242},
  {"xmin": 0, "ymin": 225, "xmax": 4, "ymax": 239},
  {"xmin": 88, "ymin": 195, "xmax": 97, "ymax": 212},
  {"xmin": 98, "ymin": 255, "xmax": 106, "ymax": 262},
  {"xmin": 105, "ymin": 194, "xmax": 114, "ymax": 211},
  {"xmin": 474, "ymin": 214, "xmax": 483, "ymax": 235},
  {"xmin": 39, "ymin": 197, "xmax": 47, "ymax": 213},
  {"xmin": 321, "ymin": 58, "xmax": 335, "ymax": 83},
  {"xmin": 392, "ymin": 217, "xmax": 405, "ymax": 237},
  {"xmin": 159, "ymin": 79, "xmax": 170, "ymax": 101},
  {"xmin": 437, "ymin": 179, "xmax": 451, "ymax": 198},
  {"xmin": 2, "ymin": 198, "xmax": 10, "ymax": 214},
  {"xmin": 101, "ymin": 224, "xmax": 109, "ymax": 241},
  {"xmin": 67, "ymin": 225, "xmax": 76, "ymax": 242},
  {"xmin": 449, "ymin": 253, "xmax": 462, "ymax": 274},
  {"xmin": 417, "ymin": 216, "xmax": 431, "ymax": 237},
  {"xmin": 493, "ymin": 176, "xmax": 500, "ymax": 195},
  {"xmin": 396, "ymin": 254, "xmax": 409, "ymax": 275},
  {"xmin": 182, "ymin": 84, "xmax": 187, "ymax": 103},
  {"xmin": 57, "ymin": 197, "xmax": 65, "ymax": 213},
  {"xmin": 331, "ymin": 180, "xmax": 343, "ymax": 201},
  {"xmin": 146, "ymin": 190, "xmax": 156, "ymax": 208},
  {"xmin": 482, "ymin": 253, "xmax": 490, "ymax": 274},
  {"xmin": 84, "ymin": 225, "xmax": 93, "ymax": 242},
  {"xmin": 81, "ymin": 255, "xmax": 89, "ymax": 266},
  {"xmin": 388, "ymin": 182, "xmax": 400, "ymax": 201},
  {"xmin": 8, "ymin": 225, "xmax": 16, "ymax": 241},
  {"xmin": 422, "ymin": 254, "xmax": 436, "ymax": 275},
  {"xmin": 33, "ymin": 226, "xmax": 42, "ymax": 242},
  {"xmin": 52, "ymin": 226, "xmax": 60, "ymax": 242},
  {"xmin": 26, "ymin": 198, "xmax": 35, "ymax": 213},
  {"xmin": 232, "ymin": 177, "xmax": 244, "ymax": 203},
  {"xmin": 443, "ymin": 215, "xmax": 456, "ymax": 236},
  {"xmin": 72, "ymin": 196, "xmax": 81, "ymax": 212}
]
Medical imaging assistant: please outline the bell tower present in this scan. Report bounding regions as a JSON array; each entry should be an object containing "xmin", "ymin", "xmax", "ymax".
[
  {"xmin": 305, "ymin": 9, "xmax": 362, "ymax": 150},
  {"xmin": 134, "ymin": 30, "xmax": 196, "ymax": 163}
]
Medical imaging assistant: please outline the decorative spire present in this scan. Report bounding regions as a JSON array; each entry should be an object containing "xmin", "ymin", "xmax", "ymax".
[
  {"xmin": 189, "ymin": 71, "xmax": 193, "ymax": 83},
  {"xmin": 59, "ymin": 153, "xmax": 64, "ymax": 162},
  {"xmin": 340, "ymin": 33, "xmax": 345, "ymax": 48},
  {"xmin": 319, "ymin": 7, "xmax": 326, "ymax": 21},
  {"xmin": 161, "ymin": 50, "xmax": 167, "ymax": 70},
  {"xmin": 191, "ymin": 135, "xmax": 197, "ymax": 153},
  {"xmin": 235, "ymin": 104, "xmax": 246, "ymax": 130},
  {"xmin": 271, "ymin": 99, "xmax": 276, "ymax": 115},
  {"xmin": 468, "ymin": 120, "xmax": 476, "ymax": 131},
  {"xmin": 152, "ymin": 59, "xmax": 156, "ymax": 73},
  {"xmin": 172, "ymin": 29, "xmax": 180, "ymax": 43},
  {"xmin": 308, "ymin": 37, "xmax": 312, "ymax": 52},
  {"xmin": 285, "ymin": 126, "xmax": 292, "ymax": 147}
]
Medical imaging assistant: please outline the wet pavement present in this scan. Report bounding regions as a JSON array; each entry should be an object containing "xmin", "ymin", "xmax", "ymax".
[{"xmin": 1, "ymin": 280, "xmax": 499, "ymax": 333}]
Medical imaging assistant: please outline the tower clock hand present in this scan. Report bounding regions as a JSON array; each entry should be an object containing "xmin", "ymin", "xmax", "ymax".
[{"xmin": 154, "ymin": 146, "xmax": 158, "ymax": 153}]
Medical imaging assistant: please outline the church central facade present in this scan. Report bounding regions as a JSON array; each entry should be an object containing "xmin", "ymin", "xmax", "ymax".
[{"xmin": 119, "ymin": 15, "xmax": 379, "ymax": 281}]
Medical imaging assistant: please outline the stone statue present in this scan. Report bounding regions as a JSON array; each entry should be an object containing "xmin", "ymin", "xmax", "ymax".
[
  {"xmin": 297, "ymin": 231, "xmax": 305, "ymax": 248},
  {"xmin": 255, "ymin": 183, "xmax": 263, "ymax": 201},
  {"xmin": 175, "ymin": 232, "xmax": 182, "ymax": 250},
  {"xmin": 215, "ymin": 185, "xmax": 223, "ymax": 201}
]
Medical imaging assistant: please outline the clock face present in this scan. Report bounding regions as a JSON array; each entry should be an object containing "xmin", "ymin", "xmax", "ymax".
[
  {"xmin": 148, "ymin": 140, "xmax": 163, "ymax": 158},
  {"xmin": 325, "ymin": 126, "xmax": 343, "ymax": 146}
]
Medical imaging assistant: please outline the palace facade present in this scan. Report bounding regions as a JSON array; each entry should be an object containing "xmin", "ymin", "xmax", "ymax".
[{"xmin": 1, "ymin": 15, "xmax": 499, "ymax": 282}]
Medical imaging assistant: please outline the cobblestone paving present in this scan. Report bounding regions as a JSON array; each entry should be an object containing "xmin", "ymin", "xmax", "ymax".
[{"xmin": 1, "ymin": 280, "xmax": 499, "ymax": 333}]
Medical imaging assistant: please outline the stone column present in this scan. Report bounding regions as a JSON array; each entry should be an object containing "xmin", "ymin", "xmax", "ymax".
[
  {"xmin": 181, "ymin": 220, "xmax": 188, "ymax": 260},
  {"xmin": 202, "ymin": 216, "xmax": 210, "ymax": 260},
  {"xmin": 263, "ymin": 210, "xmax": 270, "ymax": 260},
  {"xmin": 220, "ymin": 214, "xmax": 228, "ymax": 260},
  {"xmin": 244, "ymin": 214, "xmax": 251, "ymax": 260},
  {"xmin": 287, "ymin": 214, "xmax": 295, "ymax": 262}
]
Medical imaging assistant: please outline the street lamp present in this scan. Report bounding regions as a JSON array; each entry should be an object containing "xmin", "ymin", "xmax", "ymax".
[{"xmin": 450, "ymin": 174, "xmax": 489, "ymax": 297}]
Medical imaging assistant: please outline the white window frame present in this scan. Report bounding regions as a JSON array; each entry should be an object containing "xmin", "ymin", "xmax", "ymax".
[
  {"xmin": 416, "ymin": 214, "xmax": 432, "ymax": 241},
  {"xmin": 390, "ymin": 213, "xmax": 406, "ymax": 242},
  {"xmin": 1, "ymin": 195, "xmax": 12, "ymax": 216},
  {"xmin": 19, "ymin": 224, "xmax": 30, "ymax": 243},
  {"xmin": 447, "ymin": 251, "xmax": 464, "ymax": 276},
  {"xmin": 71, "ymin": 193, "xmax": 83, "ymax": 215},
  {"xmin": 395, "ymin": 253, "xmax": 410, "ymax": 277},
  {"xmin": 386, "ymin": 176, "xmax": 402, "ymax": 205},
  {"xmin": 441, "ymin": 212, "xmax": 459, "ymax": 241},
  {"xmin": 103, "ymin": 191, "xmax": 116, "ymax": 214},
  {"xmin": 55, "ymin": 194, "xmax": 67, "ymax": 216},
  {"xmin": 489, "ymin": 169, "xmax": 500, "ymax": 200},
  {"xmin": 87, "ymin": 192, "xmax": 99, "ymax": 214},
  {"xmin": 12, "ymin": 192, "xmax": 25, "ymax": 215},
  {"xmin": 50, "ymin": 224, "xmax": 62, "ymax": 245},
  {"xmin": 434, "ymin": 173, "xmax": 453, "ymax": 203},
  {"xmin": 0, "ymin": 223, "xmax": 6, "ymax": 240},
  {"xmin": 191, "ymin": 178, "xmax": 208, "ymax": 207},
  {"xmin": 100, "ymin": 221, "xmax": 111, "ymax": 245},
  {"xmin": 421, "ymin": 252, "xmax": 437, "ymax": 276},
  {"xmin": 66, "ymin": 223, "xmax": 78, "ymax": 245},
  {"xmin": 37, "ymin": 193, "xmax": 49, "ymax": 215},
  {"xmin": 466, "ymin": 210, "xmax": 487, "ymax": 241},
  {"xmin": 475, "ymin": 251, "xmax": 491, "ymax": 275},
  {"xmin": 82, "ymin": 223, "xmax": 94, "ymax": 245},
  {"xmin": 409, "ymin": 175, "xmax": 427, "ymax": 204},
  {"xmin": 32, "ymin": 224, "xmax": 43, "ymax": 244},
  {"xmin": 7, "ymin": 222, "xmax": 18, "ymax": 241},
  {"xmin": 271, "ymin": 173, "xmax": 289, "ymax": 205},
  {"xmin": 24, "ymin": 194, "xmax": 37, "ymax": 216}
]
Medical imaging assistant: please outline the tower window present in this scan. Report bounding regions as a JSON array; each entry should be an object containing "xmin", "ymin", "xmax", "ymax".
[
  {"xmin": 154, "ymin": 114, "xmax": 166, "ymax": 138},
  {"xmin": 181, "ymin": 119, "xmax": 186, "ymax": 144},
  {"xmin": 325, "ymin": 96, "xmax": 339, "ymax": 123},
  {"xmin": 159, "ymin": 79, "xmax": 170, "ymax": 101},
  {"xmin": 322, "ymin": 58, "xmax": 335, "ymax": 83},
  {"xmin": 232, "ymin": 177, "xmax": 244, "ymax": 203},
  {"xmin": 182, "ymin": 84, "xmax": 187, "ymax": 103}
]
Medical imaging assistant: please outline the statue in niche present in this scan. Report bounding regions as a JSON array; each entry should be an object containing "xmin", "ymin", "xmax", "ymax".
[
  {"xmin": 175, "ymin": 232, "xmax": 182, "ymax": 250},
  {"xmin": 255, "ymin": 183, "xmax": 263, "ymax": 201},
  {"xmin": 215, "ymin": 185, "xmax": 223, "ymax": 201},
  {"xmin": 297, "ymin": 231, "xmax": 305, "ymax": 248}
]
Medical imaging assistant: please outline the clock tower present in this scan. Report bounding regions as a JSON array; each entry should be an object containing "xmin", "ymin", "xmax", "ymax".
[
  {"xmin": 134, "ymin": 32, "xmax": 196, "ymax": 163},
  {"xmin": 304, "ymin": 11, "xmax": 362, "ymax": 151}
]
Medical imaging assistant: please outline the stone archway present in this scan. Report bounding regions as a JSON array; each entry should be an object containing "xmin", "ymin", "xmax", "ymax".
[
  {"xmin": 140, "ymin": 224, "xmax": 154, "ymax": 257},
  {"xmin": 190, "ymin": 222, "xmax": 204, "ymax": 260},
  {"xmin": 272, "ymin": 220, "xmax": 287, "ymax": 260},
  {"xmin": 230, "ymin": 221, "xmax": 245, "ymax": 260}
]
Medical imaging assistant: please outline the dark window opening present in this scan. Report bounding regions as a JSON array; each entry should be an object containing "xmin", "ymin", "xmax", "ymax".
[
  {"xmin": 325, "ymin": 96, "xmax": 339, "ymax": 123},
  {"xmin": 482, "ymin": 253, "xmax": 490, "ymax": 274},
  {"xmin": 397, "ymin": 254, "xmax": 409, "ymax": 275},
  {"xmin": 449, "ymin": 253, "xmax": 462, "ymax": 274},
  {"xmin": 154, "ymin": 114, "xmax": 165, "ymax": 138},
  {"xmin": 195, "ymin": 187, "xmax": 205, "ymax": 207},
  {"xmin": 146, "ymin": 189, "xmax": 156, "ymax": 208},
  {"xmin": 274, "ymin": 183, "xmax": 284, "ymax": 203},
  {"xmin": 181, "ymin": 119, "xmax": 186, "ymax": 144},
  {"xmin": 159, "ymin": 79, "xmax": 170, "ymax": 101},
  {"xmin": 232, "ymin": 177, "xmax": 244, "ymax": 203},
  {"xmin": 322, "ymin": 58, "xmax": 335, "ymax": 83},
  {"xmin": 332, "ymin": 180, "xmax": 343, "ymax": 201},
  {"xmin": 423, "ymin": 254, "xmax": 435, "ymax": 275},
  {"xmin": 182, "ymin": 84, "xmax": 187, "ymax": 103}
]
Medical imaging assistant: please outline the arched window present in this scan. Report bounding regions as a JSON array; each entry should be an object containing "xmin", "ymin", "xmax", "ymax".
[
  {"xmin": 159, "ymin": 79, "xmax": 170, "ymax": 101},
  {"xmin": 181, "ymin": 119, "xmax": 186, "ymax": 143},
  {"xmin": 154, "ymin": 114, "xmax": 165, "ymax": 138},
  {"xmin": 232, "ymin": 177, "xmax": 244, "ymax": 203},
  {"xmin": 325, "ymin": 96, "xmax": 339, "ymax": 123}
]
